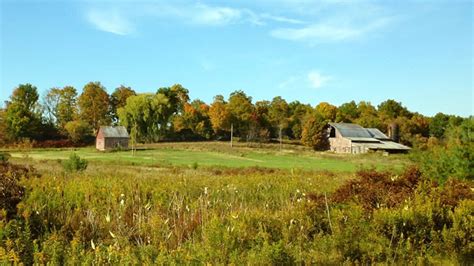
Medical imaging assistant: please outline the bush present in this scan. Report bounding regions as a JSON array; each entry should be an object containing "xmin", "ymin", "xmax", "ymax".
[
  {"xmin": 64, "ymin": 120, "xmax": 92, "ymax": 144},
  {"xmin": 62, "ymin": 153, "xmax": 88, "ymax": 173},
  {"xmin": 0, "ymin": 152, "xmax": 10, "ymax": 163},
  {"xmin": 0, "ymin": 161, "xmax": 38, "ymax": 219}
]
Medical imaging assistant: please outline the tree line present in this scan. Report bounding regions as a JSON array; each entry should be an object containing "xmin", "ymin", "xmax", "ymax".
[{"xmin": 0, "ymin": 82, "xmax": 468, "ymax": 149}]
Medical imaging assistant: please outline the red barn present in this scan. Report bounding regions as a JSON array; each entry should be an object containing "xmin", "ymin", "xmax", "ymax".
[{"xmin": 96, "ymin": 126, "xmax": 129, "ymax": 151}]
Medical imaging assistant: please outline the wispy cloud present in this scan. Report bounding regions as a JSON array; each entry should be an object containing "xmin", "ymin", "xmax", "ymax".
[
  {"xmin": 191, "ymin": 4, "xmax": 243, "ymax": 26},
  {"xmin": 307, "ymin": 70, "xmax": 331, "ymax": 89},
  {"xmin": 86, "ymin": 9, "xmax": 133, "ymax": 35},
  {"xmin": 84, "ymin": 2, "xmax": 305, "ymax": 35},
  {"xmin": 270, "ymin": 17, "xmax": 392, "ymax": 43},
  {"xmin": 279, "ymin": 70, "xmax": 332, "ymax": 90}
]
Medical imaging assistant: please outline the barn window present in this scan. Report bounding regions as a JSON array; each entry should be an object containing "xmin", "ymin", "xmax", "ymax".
[{"xmin": 329, "ymin": 127, "xmax": 336, "ymax": 138}]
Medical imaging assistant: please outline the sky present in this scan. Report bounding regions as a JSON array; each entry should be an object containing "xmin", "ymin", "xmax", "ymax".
[{"xmin": 0, "ymin": 0, "xmax": 472, "ymax": 116}]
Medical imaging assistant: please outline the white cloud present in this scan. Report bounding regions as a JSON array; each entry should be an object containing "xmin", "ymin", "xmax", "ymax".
[
  {"xmin": 279, "ymin": 70, "xmax": 332, "ymax": 90},
  {"xmin": 307, "ymin": 70, "xmax": 331, "ymax": 89},
  {"xmin": 191, "ymin": 4, "xmax": 242, "ymax": 26},
  {"xmin": 270, "ymin": 17, "xmax": 392, "ymax": 43},
  {"xmin": 84, "ymin": 2, "xmax": 305, "ymax": 34},
  {"xmin": 86, "ymin": 9, "xmax": 133, "ymax": 35}
]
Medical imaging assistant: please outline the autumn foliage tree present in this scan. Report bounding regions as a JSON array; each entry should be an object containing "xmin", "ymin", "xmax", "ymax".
[
  {"xmin": 301, "ymin": 111, "xmax": 329, "ymax": 150},
  {"xmin": 208, "ymin": 95, "xmax": 231, "ymax": 138},
  {"xmin": 78, "ymin": 82, "xmax": 111, "ymax": 133}
]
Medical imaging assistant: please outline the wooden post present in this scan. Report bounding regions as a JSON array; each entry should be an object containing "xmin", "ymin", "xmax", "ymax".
[
  {"xmin": 279, "ymin": 124, "xmax": 282, "ymax": 152},
  {"xmin": 230, "ymin": 123, "xmax": 233, "ymax": 148}
]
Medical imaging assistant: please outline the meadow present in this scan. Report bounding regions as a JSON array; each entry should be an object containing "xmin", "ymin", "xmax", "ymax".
[
  {"xmin": 8, "ymin": 141, "xmax": 410, "ymax": 172},
  {"xmin": 1, "ymin": 142, "xmax": 472, "ymax": 264}
]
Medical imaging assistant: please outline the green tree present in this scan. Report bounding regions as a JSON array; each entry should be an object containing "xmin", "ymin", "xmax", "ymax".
[
  {"xmin": 78, "ymin": 82, "xmax": 111, "ymax": 133},
  {"xmin": 301, "ymin": 112, "xmax": 329, "ymax": 151},
  {"xmin": 355, "ymin": 101, "xmax": 383, "ymax": 130},
  {"xmin": 429, "ymin": 112, "xmax": 450, "ymax": 139},
  {"xmin": 44, "ymin": 86, "xmax": 78, "ymax": 132},
  {"xmin": 227, "ymin": 90, "xmax": 254, "ymax": 140},
  {"xmin": 0, "ymin": 108, "xmax": 7, "ymax": 145},
  {"xmin": 110, "ymin": 85, "xmax": 136, "ymax": 124},
  {"xmin": 5, "ymin": 84, "xmax": 42, "ymax": 140},
  {"xmin": 252, "ymin": 100, "xmax": 271, "ymax": 141},
  {"xmin": 417, "ymin": 118, "xmax": 473, "ymax": 182},
  {"xmin": 268, "ymin": 97, "xmax": 289, "ymax": 138},
  {"xmin": 288, "ymin": 101, "xmax": 312, "ymax": 139},
  {"xmin": 378, "ymin": 99, "xmax": 411, "ymax": 120},
  {"xmin": 336, "ymin": 101, "xmax": 360, "ymax": 122},
  {"xmin": 118, "ymin": 93, "xmax": 170, "ymax": 142},
  {"xmin": 157, "ymin": 84, "xmax": 190, "ymax": 115}
]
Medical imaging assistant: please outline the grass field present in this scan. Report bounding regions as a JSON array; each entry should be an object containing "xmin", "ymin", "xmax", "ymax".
[
  {"xmin": 7, "ymin": 141, "xmax": 410, "ymax": 172},
  {"xmin": 2, "ymin": 142, "xmax": 472, "ymax": 264}
]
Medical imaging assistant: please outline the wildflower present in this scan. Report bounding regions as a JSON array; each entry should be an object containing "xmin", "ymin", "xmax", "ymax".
[
  {"xmin": 204, "ymin": 187, "xmax": 208, "ymax": 195},
  {"xmin": 105, "ymin": 213, "xmax": 111, "ymax": 223},
  {"xmin": 120, "ymin": 199, "xmax": 125, "ymax": 206}
]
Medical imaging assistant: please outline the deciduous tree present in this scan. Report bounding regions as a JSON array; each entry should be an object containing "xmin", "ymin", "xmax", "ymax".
[
  {"xmin": 44, "ymin": 86, "xmax": 78, "ymax": 132},
  {"xmin": 301, "ymin": 111, "xmax": 329, "ymax": 150},
  {"xmin": 315, "ymin": 102, "xmax": 337, "ymax": 122},
  {"xmin": 118, "ymin": 93, "xmax": 170, "ymax": 142},
  {"xmin": 268, "ymin": 96, "xmax": 289, "ymax": 138},
  {"xmin": 110, "ymin": 85, "xmax": 136, "ymax": 124},
  {"xmin": 209, "ymin": 95, "xmax": 231, "ymax": 137},
  {"xmin": 227, "ymin": 90, "xmax": 254, "ymax": 139},
  {"xmin": 336, "ymin": 101, "xmax": 360, "ymax": 122},
  {"xmin": 5, "ymin": 84, "xmax": 42, "ymax": 140},
  {"xmin": 78, "ymin": 82, "xmax": 111, "ymax": 132}
]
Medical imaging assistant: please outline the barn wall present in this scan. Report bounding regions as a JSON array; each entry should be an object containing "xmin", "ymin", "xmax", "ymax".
[
  {"xmin": 329, "ymin": 137, "xmax": 352, "ymax": 153},
  {"xmin": 96, "ymin": 138, "xmax": 105, "ymax": 151},
  {"xmin": 104, "ymin": 138, "xmax": 129, "ymax": 150}
]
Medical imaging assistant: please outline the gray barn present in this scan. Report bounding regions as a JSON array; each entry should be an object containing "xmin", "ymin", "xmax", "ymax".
[
  {"xmin": 96, "ymin": 126, "xmax": 130, "ymax": 151},
  {"xmin": 328, "ymin": 123, "xmax": 410, "ymax": 154}
]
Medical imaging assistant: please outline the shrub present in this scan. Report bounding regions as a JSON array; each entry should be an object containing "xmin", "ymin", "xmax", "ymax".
[
  {"xmin": 0, "ymin": 152, "xmax": 10, "ymax": 163},
  {"xmin": 64, "ymin": 120, "xmax": 92, "ymax": 144},
  {"xmin": 0, "ymin": 161, "xmax": 38, "ymax": 218},
  {"xmin": 62, "ymin": 153, "xmax": 88, "ymax": 173}
]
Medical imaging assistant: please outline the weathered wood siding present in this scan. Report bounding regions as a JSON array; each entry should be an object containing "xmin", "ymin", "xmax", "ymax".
[{"xmin": 329, "ymin": 137, "xmax": 352, "ymax": 153}]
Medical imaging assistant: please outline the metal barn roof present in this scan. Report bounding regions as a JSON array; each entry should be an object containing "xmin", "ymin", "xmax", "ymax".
[
  {"xmin": 366, "ymin": 128, "xmax": 391, "ymax": 140},
  {"xmin": 328, "ymin": 123, "xmax": 373, "ymax": 138},
  {"xmin": 352, "ymin": 141, "xmax": 410, "ymax": 151},
  {"xmin": 98, "ymin": 126, "xmax": 129, "ymax": 138},
  {"xmin": 329, "ymin": 122, "xmax": 410, "ymax": 151}
]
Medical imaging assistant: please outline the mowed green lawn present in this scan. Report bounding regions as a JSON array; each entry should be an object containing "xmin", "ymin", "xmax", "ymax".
[{"xmin": 7, "ymin": 142, "xmax": 410, "ymax": 172}]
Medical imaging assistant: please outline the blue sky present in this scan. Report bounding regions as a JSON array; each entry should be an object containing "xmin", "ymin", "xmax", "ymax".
[{"xmin": 1, "ymin": 0, "xmax": 472, "ymax": 116}]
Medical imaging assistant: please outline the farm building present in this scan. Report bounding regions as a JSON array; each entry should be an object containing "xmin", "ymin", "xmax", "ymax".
[
  {"xmin": 96, "ymin": 126, "xmax": 130, "ymax": 151},
  {"xmin": 327, "ymin": 123, "xmax": 410, "ymax": 154}
]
